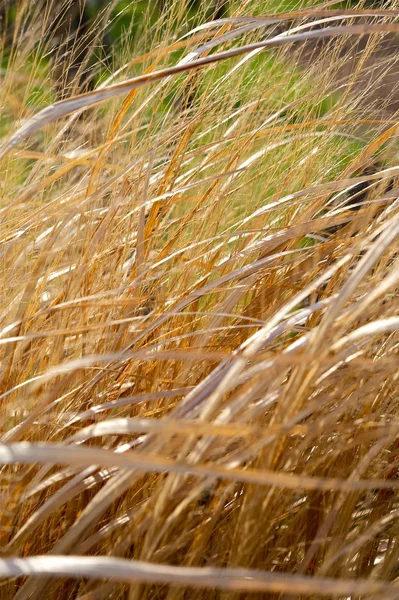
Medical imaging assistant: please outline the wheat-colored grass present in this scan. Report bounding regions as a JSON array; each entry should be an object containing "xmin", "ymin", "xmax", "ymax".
[{"xmin": 0, "ymin": 1, "xmax": 398, "ymax": 598}]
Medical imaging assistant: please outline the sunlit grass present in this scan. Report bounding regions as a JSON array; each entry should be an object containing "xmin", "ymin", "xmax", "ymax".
[{"xmin": 0, "ymin": 1, "xmax": 398, "ymax": 599}]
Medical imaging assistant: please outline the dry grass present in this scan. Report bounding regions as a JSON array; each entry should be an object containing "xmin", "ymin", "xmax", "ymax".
[{"xmin": 0, "ymin": 1, "xmax": 399, "ymax": 598}]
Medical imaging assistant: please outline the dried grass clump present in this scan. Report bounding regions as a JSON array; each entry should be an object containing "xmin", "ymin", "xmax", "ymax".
[{"xmin": 0, "ymin": 1, "xmax": 398, "ymax": 598}]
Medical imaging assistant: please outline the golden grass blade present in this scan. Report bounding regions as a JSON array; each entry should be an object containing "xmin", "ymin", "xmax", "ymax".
[
  {"xmin": 2, "ymin": 555, "xmax": 399, "ymax": 596},
  {"xmin": 332, "ymin": 316, "xmax": 399, "ymax": 351},
  {"xmin": 1, "ymin": 23, "xmax": 399, "ymax": 160},
  {"xmin": 1, "ymin": 441, "xmax": 398, "ymax": 492}
]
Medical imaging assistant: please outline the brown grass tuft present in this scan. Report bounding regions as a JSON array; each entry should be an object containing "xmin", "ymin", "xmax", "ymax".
[{"xmin": 0, "ymin": 1, "xmax": 398, "ymax": 598}]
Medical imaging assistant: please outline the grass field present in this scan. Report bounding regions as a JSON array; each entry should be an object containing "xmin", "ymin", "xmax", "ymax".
[{"xmin": 0, "ymin": 1, "xmax": 398, "ymax": 599}]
